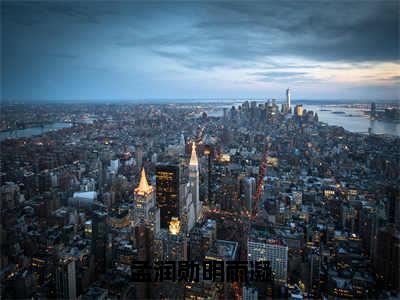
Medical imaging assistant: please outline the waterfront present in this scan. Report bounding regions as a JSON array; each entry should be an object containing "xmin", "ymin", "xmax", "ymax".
[
  {"xmin": 304, "ymin": 104, "xmax": 400, "ymax": 137},
  {"xmin": 206, "ymin": 102, "xmax": 400, "ymax": 137},
  {"xmin": 1, "ymin": 102, "xmax": 399, "ymax": 142},
  {"xmin": 0, "ymin": 122, "xmax": 72, "ymax": 141}
]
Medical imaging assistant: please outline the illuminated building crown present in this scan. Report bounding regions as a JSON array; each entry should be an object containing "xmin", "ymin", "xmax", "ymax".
[
  {"xmin": 189, "ymin": 141, "xmax": 198, "ymax": 167},
  {"xmin": 169, "ymin": 217, "xmax": 180, "ymax": 235},
  {"xmin": 135, "ymin": 168, "xmax": 154, "ymax": 195}
]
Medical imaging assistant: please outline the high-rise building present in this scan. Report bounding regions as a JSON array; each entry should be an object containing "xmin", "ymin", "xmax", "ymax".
[
  {"xmin": 221, "ymin": 126, "xmax": 232, "ymax": 145},
  {"xmin": 286, "ymin": 88, "xmax": 291, "ymax": 111},
  {"xmin": 250, "ymin": 101, "xmax": 257, "ymax": 120},
  {"xmin": 156, "ymin": 164, "xmax": 180, "ymax": 229},
  {"xmin": 132, "ymin": 168, "xmax": 160, "ymax": 236},
  {"xmin": 134, "ymin": 168, "xmax": 156, "ymax": 224},
  {"xmin": 188, "ymin": 219, "xmax": 217, "ymax": 261},
  {"xmin": 386, "ymin": 186, "xmax": 399, "ymax": 226},
  {"xmin": 91, "ymin": 211, "xmax": 108, "ymax": 273},
  {"xmin": 204, "ymin": 145, "xmax": 213, "ymax": 206},
  {"xmin": 154, "ymin": 227, "xmax": 188, "ymax": 261},
  {"xmin": 179, "ymin": 132, "xmax": 186, "ymax": 155},
  {"xmin": 189, "ymin": 142, "xmax": 201, "ymax": 222},
  {"xmin": 0, "ymin": 182, "xmax": 21, "ymax": 209},
  {"xmin": 248, "ymin": 230, "xmax": 288, "ymax": 285},
  {"xmin": 295, "ymin": 104, "xmax": 303, "ymax": 117},
  {"xmin": 230, "ymin": 105, "xmax": 238, "ymax": 121},
  {"xmin": 56, "ymin": 257, "xmax": 77, "ymax": 300},
  {"xmin": 240, "ymin": 177, "xmax": 256, "ymax": 212},
  {"xmin": 205, "ymin": 240, "xmax": 238, "ymax": 299},
  {"xmin": 371, "ymin": 102, "xmax": 377, "ymax": 118},
  {"xmin": 223, "ymin": 108, "xmax": 228, "ymax": 121},
  {"xmin": 308, "ymin": 246, "xmax": 321, "ymax": 294},
  {"xmin": 374, "ymin": 225, "xmax": 399, "ymax": 290}
]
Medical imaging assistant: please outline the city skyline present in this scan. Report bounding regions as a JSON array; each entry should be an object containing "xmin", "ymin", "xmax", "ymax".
[
  {"xmin": 2, "ymin": 1, "xmax": 399, "ymax": 102},
  {"xmin": 1, "ymin": 2, "xmax": 399, "ymax": 299}
]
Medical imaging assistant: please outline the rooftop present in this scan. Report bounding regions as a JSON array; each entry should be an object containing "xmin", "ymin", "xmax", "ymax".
[
  {"xmin": 206, "ymin": 240, "xmax": 238, "ymax": 261},
  {"xmin": 134, "ymin": 168, "xmax": 154, "ymax": 195}
]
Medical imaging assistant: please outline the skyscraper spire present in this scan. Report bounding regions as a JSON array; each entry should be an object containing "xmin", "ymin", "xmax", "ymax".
[
  {"xmin": 135, "ymin": 167, "xmax": 153, "ymax": 195},
  {"xmin": 189, "ymin": 141, "xmax": 198, "ymax": 167},
  {"xmin": 189, "ymin": 141, "xmax": 201, "ymax": 225}
]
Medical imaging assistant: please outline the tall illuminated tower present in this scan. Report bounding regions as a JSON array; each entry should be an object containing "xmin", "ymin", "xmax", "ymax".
[
  {"xmin": 189, "ymin": 141, "xmax": 201, "ymax": 221},
  {"xmin": 134, "ymin": 167, "xmax": 155, "ymax": 224},
  {"xmin": 286, "ymin": 88, "xmax": 291, "ymax": 111}
]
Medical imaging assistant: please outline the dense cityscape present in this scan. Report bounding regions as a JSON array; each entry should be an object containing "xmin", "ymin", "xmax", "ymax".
[
  {"xmin": 1, "ymin": 91, "xmax": 399, "ymax": 299},
  {"xmin": 2, "ymin": 0, "xmax": 399, "ymax": 299}
]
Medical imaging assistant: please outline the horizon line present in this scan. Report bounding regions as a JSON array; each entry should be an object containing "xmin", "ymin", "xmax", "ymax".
[{"xmin": 1, "ymin": 98, "xmax": 399, "ymax": 105}]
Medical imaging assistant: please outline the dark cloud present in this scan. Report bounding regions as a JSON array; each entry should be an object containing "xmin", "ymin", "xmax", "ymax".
[
  {"xmin": 3, "ymin": 1, "xmax": 398, "ymax": 65},
  {"xmin": 196, "ymin": 1, "xmax": 399, "ymax": 64},
  {"xmin": 108, "ymin": 1, "xmax": 399, "ymax": 70},
  {"xmin": 1, "ymin": 1, "xmax": 399, "ymax": 100}
]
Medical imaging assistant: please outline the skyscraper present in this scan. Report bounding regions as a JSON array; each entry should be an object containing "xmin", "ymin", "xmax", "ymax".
[
  {"xmin": 374, "ymin": 225, "xmax": 400, "ymax": 290},
  {"xmin": 295, "ymin": 104, "xmax": 303, "ymax": 117},
  {"xmin": 179, "ymin": 132, "xmax": 186, "ymax": 155},
  {"xmin": 134, "ymin": 168, "xmax": 155, "ymax": 224},
  {"xmin": 371, "ymin": 102, "xmax": 377, "ymax": 118},
  {"xmin": 156, "ymin": 164, "xmax": 180, "ymax": 229},
  {"xmin": 204, "ymin": 145, "xmax": 212, "ymax": 205},
  {"xmin": 56, "ymin": 257, "xmax": 77, "ymax": 300},
  {"xmin": 91, "ymin": 211, "xmax": 108, "ymax": 273},
  {"xmin": 308, "ymin": 246, "xmax": 321, "ymax": 294},
  {"xmin": 189, "ymin": 142, "xmax": 201, "ymax": 222},
  {"xmin": 286, "ymin": 88, "xmax": 291, "ymax": 111},
  {"xmin": 240, "ymin": 177, "xmax": 256, "ymax": 212}
]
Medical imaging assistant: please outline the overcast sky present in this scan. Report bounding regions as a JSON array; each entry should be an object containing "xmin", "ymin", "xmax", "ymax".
[{"xmin": 2, "ymin": 0, "xmax": 399, "ymax": 101}]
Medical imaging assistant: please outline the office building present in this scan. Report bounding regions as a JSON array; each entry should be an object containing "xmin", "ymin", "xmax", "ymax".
[
  {"xmin": 91, "ymin": 211, "xmax": 108, "ymax": 273},
  {"xmin": 56, "ymin": 257, "xmax": 77, "ymax": 300},
  {"xmin": 286, "ymin": 88, "xmax": 291, "ymax": 111},
  {"xmin": 248, "ymin": 229, "xmax": 288, "ymax": 285},
  {"xmin": 371, "ymin": 102, "xmax": 377, "ymax": 118},
  {"xmin": 134, "ymin": 167, "xmax": 155, "ymax": 224},
  {"xmin": 156, "ymin": 164, "xmax": 180, "ymax": 229},
  {"xmin": 295, "ymin": 104, "xmax": 303, "ymax": 117},
  {"xmin": 154, "ymin": 228, "xmax": 187, "ymax": 261},
  {"xmin": 308, "ymin": 246, "xmax": 321, "ymax": 294},
  {"xmin": 240, "ymin": 177, "xmax": 256, "ymax": 212}
]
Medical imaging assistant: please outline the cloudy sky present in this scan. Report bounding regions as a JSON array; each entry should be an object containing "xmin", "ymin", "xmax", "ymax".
[{"xmin": 2, "ymin": 0, "xmax": 399, "ymax": 101}]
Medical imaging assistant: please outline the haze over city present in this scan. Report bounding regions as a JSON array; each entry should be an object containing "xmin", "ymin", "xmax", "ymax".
[{"xmin": 2, "ymin": 0, "xmax": 399, "ymax": 102}]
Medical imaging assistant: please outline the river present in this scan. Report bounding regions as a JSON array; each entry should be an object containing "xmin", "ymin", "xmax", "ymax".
[
  {"xmin": 0, "ymin": 122, "xmax": 72, "ymax": 142},
  {"xmin": 303, "ymin": 104, "xmax": 400, "ymax": 137},
  {"xmin": 1, "ymin": 103, "xmax": 399, "ymax": 141}
]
